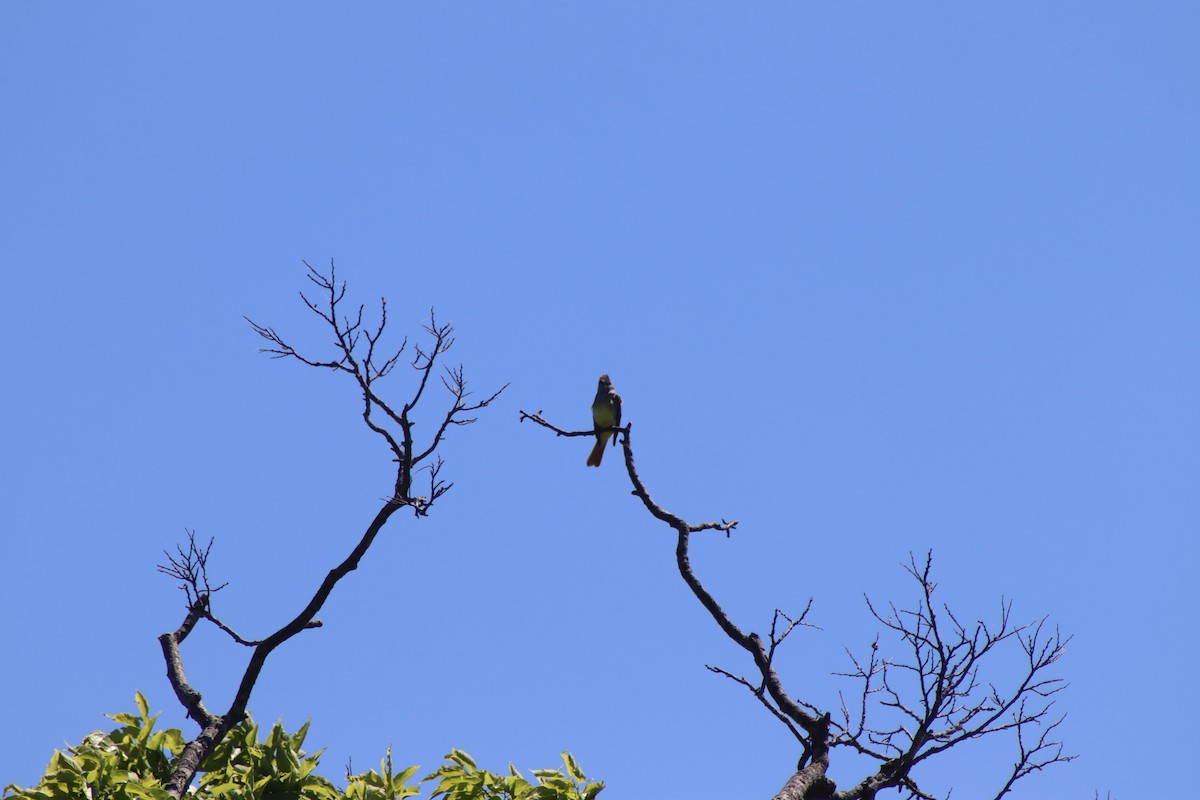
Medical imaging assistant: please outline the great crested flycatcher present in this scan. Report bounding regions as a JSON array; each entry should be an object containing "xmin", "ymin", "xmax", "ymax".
[{"xmin": 586, "ymin": 374, "xmax": 622, "ymax": 467}]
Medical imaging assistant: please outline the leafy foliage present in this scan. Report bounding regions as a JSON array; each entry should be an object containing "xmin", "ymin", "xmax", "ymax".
[
  {"xmin": 4, "ymin": 695, "xmax": 601, "ymax": 800},
  {"xmin": 425, "ymin": 750, "xmax": 602, "ymax": 800}
]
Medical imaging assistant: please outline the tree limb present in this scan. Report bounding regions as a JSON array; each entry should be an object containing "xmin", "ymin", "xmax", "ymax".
[{"xmin": 158, "ymin": 263, "xmax": 504, "ymax": 796}]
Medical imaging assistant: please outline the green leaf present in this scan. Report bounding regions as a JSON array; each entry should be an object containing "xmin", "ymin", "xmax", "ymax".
[
  {"xmin": 292, "ymin": 719, "xmax": 311, "ymax": 750},
  {"xmin": 562, "ymin": 753, "xmax": 584, "ymax": 783},
  {"xmin": 447, "ymin": 750, "xmax": 477, "ymax": 771}
]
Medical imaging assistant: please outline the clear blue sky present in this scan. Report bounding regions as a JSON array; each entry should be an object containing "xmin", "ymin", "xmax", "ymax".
[{"xmin": 2, "ymin": 4, "xmax": 1196, "ymax": 798}]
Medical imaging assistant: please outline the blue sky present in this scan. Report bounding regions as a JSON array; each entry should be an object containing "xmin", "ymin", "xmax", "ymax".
[{"xmin": 1, "ymin": 4, "xmax": 1196, "ymax": 798}]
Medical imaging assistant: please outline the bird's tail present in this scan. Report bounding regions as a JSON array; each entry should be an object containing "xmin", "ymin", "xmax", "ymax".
[{"xmin": 586, "ymin": 436, "xmax": 607, "ymax": 467}]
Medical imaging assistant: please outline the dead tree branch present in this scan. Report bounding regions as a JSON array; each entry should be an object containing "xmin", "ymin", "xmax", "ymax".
[
  {"xmin": 521, "ymin": 389, "xmax": 1071, "ymax": 800},
  {"xmin": 521, "ymin": 405, "xmax": 831, "ymax": 798},
  {"xmin": 157, "ymin": 262, "xmax": 505, "ymax": 797},
  {"xmin": 247, "ymin": 261, "xmax": 506, "ymax": 510},
  {"xmin": 157, "ymin": 532, "xmax": 281, "ymax": 647}
]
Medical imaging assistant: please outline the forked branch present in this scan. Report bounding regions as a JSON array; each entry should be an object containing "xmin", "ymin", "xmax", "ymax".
[{"xmin": 247, "ymin": 261, "xmax": 506, "ymax": 508}]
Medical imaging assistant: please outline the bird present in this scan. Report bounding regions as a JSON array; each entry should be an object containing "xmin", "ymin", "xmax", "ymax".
[{"xmin": 586, "ymin": 374, "xmax": 622, "ymax": 467}]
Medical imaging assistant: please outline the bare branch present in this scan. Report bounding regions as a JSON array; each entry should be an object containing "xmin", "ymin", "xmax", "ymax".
[
  {"xmin": 708, "ymin": 663, "xmax": 807, "ymax": 743},
  {"xmin": 518, "ymin": 409, "xmax": 624, "ymax": 440},
  {"xmin": 413, "ymin": 365, "xmax": 508, "ymax": 465},
  {"xmin": 990, "ymin": 707, "xmax": 1074, "ymax": 799},
  {"xmin": 522, "ymin": 399, "xmax": 824, "ymax": 779},
  {"xmin": 156, "ymin": 531, "xmax": 228, "ymax": 609}
]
